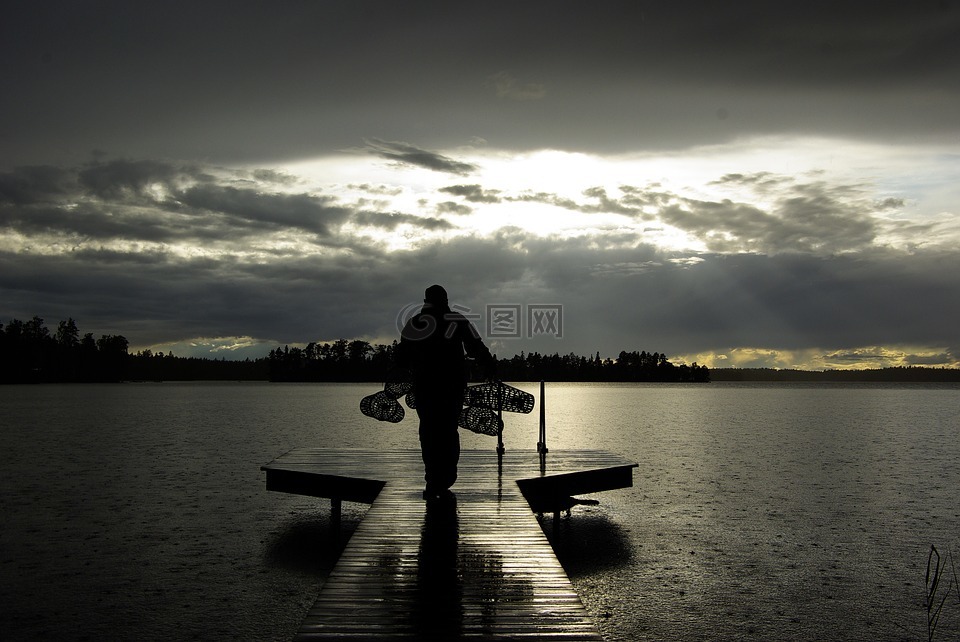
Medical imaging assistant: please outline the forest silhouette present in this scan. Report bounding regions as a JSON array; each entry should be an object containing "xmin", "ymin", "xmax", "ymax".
[
  {"xmin": 1, "ymin": 316, "xmax": 132, "ymax": 383},
  {"xmin": 1, "ymin": 317, "xmax": 708, "ymax": 383},
  {"xmin": 5, "ymin": 316, "xmax": 958, "ymax": 384},
  {"xmin": 265, "ymin": 340, "xmax": 709, "ymax": 383}
]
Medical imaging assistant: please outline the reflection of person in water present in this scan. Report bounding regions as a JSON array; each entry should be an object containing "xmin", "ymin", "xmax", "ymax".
[
  {"xmin": 412, "ymin": 493, "xmax": 462, "ymax": 636},
  {"xmin": 395, "ymin": 285, "xmax": 496, "ymax": 500}
]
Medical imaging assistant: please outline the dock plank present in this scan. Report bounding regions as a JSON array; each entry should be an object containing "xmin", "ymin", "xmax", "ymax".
[{"xmin": 263, "ymin": 449, "xmax": 636, "ymax": 640}]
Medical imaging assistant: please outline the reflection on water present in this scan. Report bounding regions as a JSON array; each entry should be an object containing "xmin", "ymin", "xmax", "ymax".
[
  {"xmin": 373, "ymin": 493, "xmax": 536, "ymax": 638},
  {"xmin": 413, "ymin": 494, "xmax": 463, "ymax": 637},
  {"xmin": 543, "ymin": 512, "xmax": 634, "ymax": 577},
  {"xmin": 264, "ymin": 515, "xmax": 359, "ymax": 577},
  {"xmin": 3, "ymin": 382, "xmax": 960, "ymax": 641}
]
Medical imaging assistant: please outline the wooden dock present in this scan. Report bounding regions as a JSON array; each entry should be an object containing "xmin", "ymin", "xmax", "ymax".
[{"xmin": 262, "ymin": 448, "xmax": 637, "ymax": 640}]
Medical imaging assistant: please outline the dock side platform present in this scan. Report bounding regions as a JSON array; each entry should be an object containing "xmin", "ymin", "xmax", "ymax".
[{"xmin": 262, "ymin": 448, "xmax": 638, "ymax": 640}]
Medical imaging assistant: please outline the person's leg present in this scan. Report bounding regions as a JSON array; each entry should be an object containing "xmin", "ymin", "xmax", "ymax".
[
  {"xmin": 433, "ymin": 395, "xmax": 461, "ymax": 489},
  {"xmin": 418, "ymin": 402, "xmax": 443, "ymax": 490},
  {"xmin": 417, "ymin": 388, "xmax": 462, "ymax": 494}
]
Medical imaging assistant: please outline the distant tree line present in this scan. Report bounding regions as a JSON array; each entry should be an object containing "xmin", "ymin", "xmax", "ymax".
[
  {"xmin": 0, "ymin": 316, "xmax": 269, "ymax": 383},
  {"xmin": 8, "ymin": 317, "xmax": 959, "ymax": 384},
  {"xmin": 492, "ymin": 349, "xmax": 710, "ymax": 383},
  {"xmin": 0, "ymin": 322, "xmax": 708, "ymax": 383},
  {"xmin": 266, "ymin": 340, "xmax": 396, "ymax": 382},
  {"xmin": 59, "ymin": 314, "xmax": 960, "ymax": 384},
  {"xmin": 127, "ymin": 350, "xmax": 269, "ymax": 382},
  {"xmin": 711, "ymin": 367, "xmax": 960, "ymax": 382},
  {"xmin": 266, "ymin": 341, "xmax": 710, "ymax": 383},
  {"xmin": 1, "ymin": 316, "xmax": 131, "ymax": 383}
]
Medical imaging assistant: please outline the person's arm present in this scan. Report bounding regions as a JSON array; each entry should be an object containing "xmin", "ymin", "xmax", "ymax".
[
  {"xmin": 459, "ymin": 317, "xmax": 497, "ymax": 379},
  {"xmin": 394, "ymin": 339, "xmax": 411, "ymax": 371},
  {"xmin": 393, "ymin": 318, "xmax": 417, "ymax": 372}
]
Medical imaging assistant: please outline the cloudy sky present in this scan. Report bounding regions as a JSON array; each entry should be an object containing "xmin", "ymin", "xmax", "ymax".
[{"xmin": 2, "ymin": 0, "xmax": 959, "ymax": 369}]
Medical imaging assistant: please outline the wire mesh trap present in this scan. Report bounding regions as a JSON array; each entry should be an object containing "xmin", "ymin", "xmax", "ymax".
[
  {"xmin": 383, "ymin": 381, "xmax": 413, "ymax": 400},
  {"xmin": 359, "ymin": 390, "xmax": 405, "ymax": 423},
  {"xmin": 360, "ymin": 381, "xmax": 534, "ymax": 434},
  {"xmin": 463, "ymin": 382, "xmax": 536, "ymax": 414},
  {"xmin": 458, "ymin": 406, "xmax": 503, "ymax": 436}
]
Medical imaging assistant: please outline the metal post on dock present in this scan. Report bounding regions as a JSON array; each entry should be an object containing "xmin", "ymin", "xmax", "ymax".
[
  {"xmin": 496, "ymin": 380, "xmax": 505, "ymax": 455},
  {"xmin": 537, "ymin": 380, "xmax": 548, "ymax": 454}
]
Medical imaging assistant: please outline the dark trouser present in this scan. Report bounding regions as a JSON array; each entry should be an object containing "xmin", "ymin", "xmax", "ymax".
[{"xmin": 415, "ymin": 385, "xmax": 463, "ymax": 490}]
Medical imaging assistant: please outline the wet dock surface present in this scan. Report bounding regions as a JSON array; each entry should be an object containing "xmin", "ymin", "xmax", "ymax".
[{"xmin": 262, "ymin": 448, "xmax": 636, "ymax": 640}]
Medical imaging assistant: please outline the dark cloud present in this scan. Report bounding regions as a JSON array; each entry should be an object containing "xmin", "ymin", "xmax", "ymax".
[
  {"xmin": 78, "ymin": 159, "xmax": 205, "ymax": 201},
  {"xmin": 176, "ymin": 184, "xmax": 351, "ymax": 236},
  {"xmin": 436, "ymin": 201, "xmax": 473, "ymax": 216},
  {"xmin": 250, "ymin": 169, "xmax": 299, "ymax": 186},
  {"xmin": 5, "ymin": 1, "xmax": 957, "ymax": 165},
  {"xmin": 364, "ymin": 139, "xmax": 478, "ymax": 176},
  {"xmin": 508, "ymin": 185, "xmax": 665, "ymax": 218},
  {"xmin": 494, "ymin": 180, "xmax": 885, "ymax": 255},
  {"xmin": 824, "ymin": 349, "xmax": 888, "ymax": 364},
  {"xmin": 0, "ymin": 161, "xmax": 367, "ymax": 247},
  {"xmin": 0, "ymin": 201, "xmax": 202, "ymax": 244},
  {"xmin": 352, "ymin": 211, "xmax": 454, "ymax": 231},
  {"xmin": 565, "ymin": 248, "xmax": 960, "ymax": 358},
  {"xmin": 439, "ymin": 185, "xmax": 502, "ymax": 203},
  {"xmin": 661, "ymin": 187, "xmax": 879, "ymax": 255},
  {"xmin": 4, "ymin": 232, "xmax": 958, "ymax": 363},
  {"xmin": 511, "ymin": 191, "xmax": 585, "ymax": 213},
  {"xmin": 709, "ymin": 172, "xmax": 792, "ymax": 194},
  {"xmin": 0, "ymin": 165, "xmax": 76, "ymax": 204},
  {"xmin": 822, "ymin": 348, "xmax": 956, "ymax": 368},
  {"xmin": 903, "ymin": 352, "xmax": 955, "ymax": 366},
  {"xmin": 617, "ymin": 185, "xmax": 673, "ymax": 210},
  {"xmin": 579, "ymin": 187, "xmax": 647, "ymax": 216},
  {"xmin": 348, "ymin": 184, "xmax": 404, "ymax": 196}
]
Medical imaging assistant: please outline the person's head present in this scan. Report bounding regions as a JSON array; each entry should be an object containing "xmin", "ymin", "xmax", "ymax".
[{"xmin": 424, "ymin": 284, "xmax": 448, "ymax": 306}]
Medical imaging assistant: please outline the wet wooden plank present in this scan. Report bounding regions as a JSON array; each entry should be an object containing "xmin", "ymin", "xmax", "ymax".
[{"xmin": 262, "ymin": 449, "xmax": 636, "ymax": 640}]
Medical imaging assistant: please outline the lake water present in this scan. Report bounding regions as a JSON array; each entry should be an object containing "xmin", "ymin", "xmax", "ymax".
[{"xmin": 2, "ymin": 381, "xmax": 959, "ymax": 641}]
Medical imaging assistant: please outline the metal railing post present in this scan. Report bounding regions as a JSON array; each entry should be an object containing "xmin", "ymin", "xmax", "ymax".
[
  {"xmin": 537, "ymin": 380, "xmax": 548, "ymax": 454},
  {"xmin": 496, "ymin": 380, "xmax": 505, "ymax": 455}
]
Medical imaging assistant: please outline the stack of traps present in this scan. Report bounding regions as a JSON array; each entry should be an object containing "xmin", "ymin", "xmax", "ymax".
[{"xmin": 360, "ymin": 381, "xmax": 535, "ymax": 436}]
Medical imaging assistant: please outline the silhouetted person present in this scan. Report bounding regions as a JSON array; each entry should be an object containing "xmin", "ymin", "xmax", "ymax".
[{"xmin": 395, "ymin": 285, "xmax": 496, "ymax": 500}]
